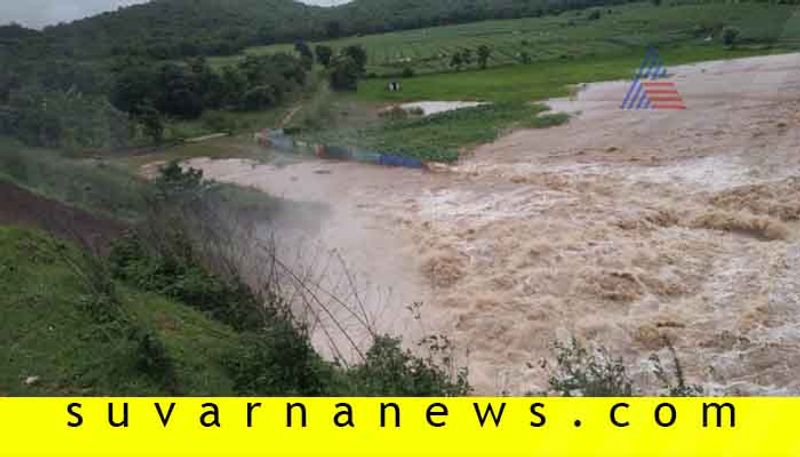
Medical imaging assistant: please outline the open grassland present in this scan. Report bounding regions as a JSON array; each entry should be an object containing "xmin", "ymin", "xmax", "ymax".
[{"xmin": 210, "ymin": 2, "xmax": 800, "ymax": 79}]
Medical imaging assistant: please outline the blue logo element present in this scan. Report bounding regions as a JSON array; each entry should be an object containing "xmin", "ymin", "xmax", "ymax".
[{"xmin": 620, "ymin": 47, "xmax": 675, "ymax": 110}]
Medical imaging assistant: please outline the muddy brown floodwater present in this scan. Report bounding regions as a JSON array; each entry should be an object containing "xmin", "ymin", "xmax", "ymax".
[{"xmin": 171, "ymin": 53, "xmax": 800, "ymax": 395}]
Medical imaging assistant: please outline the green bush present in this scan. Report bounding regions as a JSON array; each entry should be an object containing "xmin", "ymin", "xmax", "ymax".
[
  {"xmin": 225, "ymin": 323, "xmax": 330, "ymax": 395},
  {"xmin": 51, "ymin": 234, "xmax": 181, "ymax": 394},
  {"xmin": 343, "ymin": 336, "xmax": 470, "ymax": 396},
  {"xmin": 329, "ymin": 56, "xmax": 361, "ymax": 91},
  {"xmin": 545, "ymin": 337, "xmax": 704, "ymax": 397},
  {"xmin": 109, "ymin": 232, "xmax": 265, "ymax": 331},
  {"xmin": 131, "ymin": 326, "xmax": 180, "ymax": 394},
  {"xmin": 722, "ymin": 26, "xmax": 741, "ymax": 48},
  {"xmin": 154, "ymin": 160, "xmax": 206, "ymax": 198},
  {"xmin": 547, "ymin": 338, "xmax": 633, "ymax": 397},
  {"xmin": 650, "ymin": 337, "xmax": 703, "ymax": 397}
]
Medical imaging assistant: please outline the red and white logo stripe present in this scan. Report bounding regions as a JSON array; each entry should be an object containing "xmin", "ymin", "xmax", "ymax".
[{"xmin": 642, "ymin": 81, "xmax": 686, "ymax": 110}]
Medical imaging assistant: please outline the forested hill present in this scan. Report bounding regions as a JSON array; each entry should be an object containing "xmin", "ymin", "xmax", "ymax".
[
  {"xmin": 4, "ymin": 0, "xmax": 631, "ymax": 60},
  {"xmin": 7, "ymin": 0, "xmax": 323, "ymax": 60}
]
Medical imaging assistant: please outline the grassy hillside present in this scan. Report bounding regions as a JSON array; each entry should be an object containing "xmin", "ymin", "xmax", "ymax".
[
  {"xmin": 7, "ymin": 0, "xmax": 639, "ymax": 61},
  {"xmin": 0, "ymin": 224, "xmax": 472, "ymax": 396},
  {"xmin": 0, "ymin": 138, "xmax": 149, "ymax": 222},
  {"xmin": 0, "ymin": 226, "xmax": 239, "ymax": 395},
  {"xmin": 0, "ymin": 153, "xmax": 473, "ymax": 395}
]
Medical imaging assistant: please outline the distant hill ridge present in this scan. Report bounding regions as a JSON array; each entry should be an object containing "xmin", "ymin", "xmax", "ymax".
[{"xmin": 2, "ymin": 0, "xmax": 629, "ymax": 59}]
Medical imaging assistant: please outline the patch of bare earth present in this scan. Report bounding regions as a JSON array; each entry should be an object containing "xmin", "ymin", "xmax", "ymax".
[{"xmin": 0, "ymin": 181, "xmax": 125, "ymax": 253}]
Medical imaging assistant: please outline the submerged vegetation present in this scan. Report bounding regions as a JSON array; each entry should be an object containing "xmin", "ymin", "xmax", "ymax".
[{"xmin": 302, "ymin": 102, "xmax": 569, "ymax": 162}]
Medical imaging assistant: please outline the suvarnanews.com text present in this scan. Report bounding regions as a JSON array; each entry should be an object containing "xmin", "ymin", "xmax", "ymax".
[{"xmin": 63, "ymin": 400, "xmax": 736, "ymax": 430}]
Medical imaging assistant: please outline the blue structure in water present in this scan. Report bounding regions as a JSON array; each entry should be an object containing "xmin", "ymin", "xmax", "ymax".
[{"xmin": 257, "ymin": 129, "xmax": 428, "ymax": 170}]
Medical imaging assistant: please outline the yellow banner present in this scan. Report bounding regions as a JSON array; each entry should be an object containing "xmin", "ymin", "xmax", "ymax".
[{"xmin": 0, "ymin": 398, "xmax": 793, "ymax": 456}]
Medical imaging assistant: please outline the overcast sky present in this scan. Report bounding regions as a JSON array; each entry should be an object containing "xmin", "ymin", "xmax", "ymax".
[{"xmin": 0, "ymin": 0, "xmax": 351, "ymax": 29}]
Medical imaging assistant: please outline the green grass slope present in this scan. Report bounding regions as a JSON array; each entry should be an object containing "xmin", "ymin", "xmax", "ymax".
[
  {"xmin": 0, "ymin": 138, "xmax": 149, "ymax": 222},
  {"xmin": 0, "ymin": 226, "xmax": 239, "ymax": 395}
]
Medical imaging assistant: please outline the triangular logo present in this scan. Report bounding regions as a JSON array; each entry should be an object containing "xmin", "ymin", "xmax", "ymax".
[{"xmin": 621, "ymin": 47, "xmax": 686, "ymax": 110}]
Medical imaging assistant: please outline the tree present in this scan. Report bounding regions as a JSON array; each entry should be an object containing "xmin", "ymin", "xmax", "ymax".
[
  {"xmin": 160, "ymin": 86, "xmax": 204, "ymax": 119},
  {"xmin": 154, "ymin": 64, "xmax": 204, "ymax": 119},
  {"xmin": 329, "ymin": 56, "xmax": 360, "ymax": 91},
  {"xmin": 135, "ymin": 103, "xmax": 164, "ymax": 144},
  {"xmin": 242, "ymin": 85, "xmax": 277, "ymax": 110},
  {"xmin": 294, "ymin": 40, "xmax": 313, "ymax": 60},
  {"xmin": 294, "ymin": 40, "xmax": 313, "ymax": 69},
  {"xmin": 325, "ymin": 20, "xmax": 343, "ymax": 39},
  {"xmin": 189, "ymin": 57, "xmax": 224, "ymax": 109},
  {"xmin": 477, "ymin": 45, "xmax": 491, "ymax": 70},
  {"xmin": 110, "ymin": 66, "xmax": 157, "ymax": 114},
  {"xmin": 722, "ymin": 27, "xmax": 740, "ymax": 48},
  {"xmin": 449, "ymin": 52, "xmax": 463, "ymax": 70},
  {"xmin": 315, "ymin": 45, "xmax": 333, "ymax": 68},
  {"xmin": 461, "ymin": 49, "xmax": 473, "ymax": 66},
  {"xmin": 342, "ymin": 45, "xmax": 368, "ymax": 75},
  {"xmin": 219, "ymin": 65, "xmax": 248, "ymax": 108},
  {"xmin": 0, "ymin": 70, "xmax": 20, "ymax": 104}
]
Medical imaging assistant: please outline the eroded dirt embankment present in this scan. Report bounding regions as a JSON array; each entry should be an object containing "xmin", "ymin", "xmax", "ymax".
[
  {"xmin": 0, "ymin": 181, "xmax": 125, "ymax": 253},
  {"xmin": 175, "ymin": 53, "xmax": 800, "ymax": 395}
]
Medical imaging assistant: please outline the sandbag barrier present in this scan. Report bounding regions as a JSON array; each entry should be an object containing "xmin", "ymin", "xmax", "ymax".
[{"xmin": 255, "ymin": 128, "xmax": 425, "ymax": 170}]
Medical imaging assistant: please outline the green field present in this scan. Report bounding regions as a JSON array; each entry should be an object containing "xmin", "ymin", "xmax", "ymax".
[
  {"xmin": 211, "ymin": 2, "xmax": 800, "ymax": 80},
  {"xmin": 357, "ymin": 44, "xmax": 782, "ymax": 102},
  {"xmin": 300, "ymin": 102, "xmax": 569, "ymax": 162}
]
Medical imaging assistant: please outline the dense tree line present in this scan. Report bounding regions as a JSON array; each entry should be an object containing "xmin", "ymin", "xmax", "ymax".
[
  {"xmin": 0, "ymin": 49, "xmax": 310, "ymax": 147},
  {"xmin": 327, "ymin": 45, "xmax": 368, "ymax": 91},
  {"xmin": 111, "ymin": 54, "xmax": 307, "ymax": 117},
  {"xmin": 0, "ymin": 89, "xmax": 130, "ymax": 150}
]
